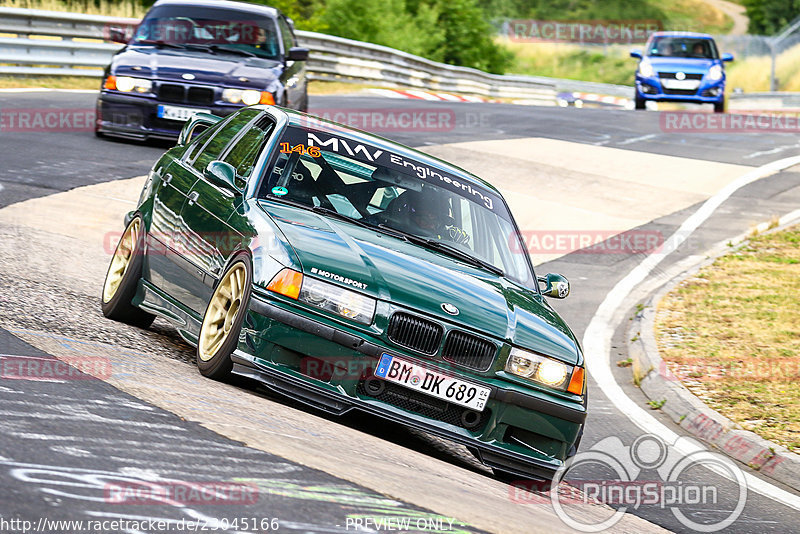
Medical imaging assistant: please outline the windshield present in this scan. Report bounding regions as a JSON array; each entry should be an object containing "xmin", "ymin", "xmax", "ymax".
[
  {"xmin": 132, "ymin": 5, "xmax": 281, "ymax": 60},
  {"xmin": 258, "ymin": 125, "xmax": 535, "ymax": 287},
  {"xmin": 647, "ymin": 37, "xmax": 718, "ymax": 59}
]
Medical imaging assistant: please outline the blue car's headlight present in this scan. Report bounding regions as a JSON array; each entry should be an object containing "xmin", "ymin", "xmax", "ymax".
[
  {"xmin": 114, "ymin": 76, "xmax": 152, "ymax": 93},
  {"xmin": 639, "ymin": 60, "xmax": 654, "ymax": 78},
  {"xmin": 707, "ymin": 65, "xmax": 723, "ymax": 81}
]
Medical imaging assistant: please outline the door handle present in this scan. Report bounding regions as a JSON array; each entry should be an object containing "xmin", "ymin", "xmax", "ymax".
[
  {"xmin": 187, "ymin": 191, "xmax": 199, "ymax": 205},
  {"xmin": 163, "ymin": 173, "xmax": 173, "ymax": 185}
]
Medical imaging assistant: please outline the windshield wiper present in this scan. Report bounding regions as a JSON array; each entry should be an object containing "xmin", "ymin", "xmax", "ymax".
[
  {"xmin": 422, "ymin": 240, "xmax": 504, "ymax": 276},
  {"xmin": 378, "ymin": 226, "xmax": 504, "ymax": 276},
  {"xmin": 183, "ymin": 43, "xmax": 216, "ymax": 54},
  {"xmin": 136, "ymin": 40, "xmax": 185, "ymax": 49},
  {"xmin": 209, "ymin": 45, "xmax": 256, "ymax": 57}
]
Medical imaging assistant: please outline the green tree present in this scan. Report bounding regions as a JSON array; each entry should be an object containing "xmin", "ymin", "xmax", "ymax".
[
  {"xmin": 743, "ymin": 0, "xmax": 800, "ymax": 34},
  {"xmin": 434, "ymin": 0, "xmax": 512, "ymax": 73}
]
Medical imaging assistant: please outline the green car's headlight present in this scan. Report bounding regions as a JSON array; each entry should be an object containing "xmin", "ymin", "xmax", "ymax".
[
  {"xmin": 506, "ymin": 347, "xmax": 570, "ymax": 390},
  {"xmin": 299, "ymin": 276, "xmax": 376, "ymax": 325},
  {"xmin": 115, "ymin": 76, "xmax": 152, "ymax": 93}
]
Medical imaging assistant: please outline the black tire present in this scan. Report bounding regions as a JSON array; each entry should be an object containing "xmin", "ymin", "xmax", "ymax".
[
  {"xmin": 635, "ymin": 94, "xmax": 646, "ymax": 110},
  {"xmin": 714, "ymin": 99, "xmax": 725, "ymax": 113},
  {"xmin": 100, "ymin": 215, "xmax": 155, "ymax": 327},
  {"xmin": 196, "ymin": 254, "xmax": 253, "ymax": 380}
]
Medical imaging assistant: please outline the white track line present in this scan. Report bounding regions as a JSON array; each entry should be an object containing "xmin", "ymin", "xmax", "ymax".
[{"xmin": 584, "ymin": 155, "xmax": 800, "ymax": 509}]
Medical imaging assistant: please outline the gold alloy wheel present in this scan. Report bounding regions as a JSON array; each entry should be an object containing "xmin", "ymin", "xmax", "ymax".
[
  {"xmin": 102, "ymin": 218, "xmax": 140, "ymax": 303},
  {"xmin": 198, "ymin": 262, "xmax": 247, "ymax": 362}
]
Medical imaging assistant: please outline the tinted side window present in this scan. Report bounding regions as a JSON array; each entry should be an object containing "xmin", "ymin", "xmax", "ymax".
[
  {"xmin": 277, "ymin": 17, "xmax": 294, "ymax": 54},
  {"xmin": 221, "ymin": 116, "xmax": 276, "ymax": 178},
  {"xmin": 191, "ymin": 108, "xmax": 261, "ymax": 173}
]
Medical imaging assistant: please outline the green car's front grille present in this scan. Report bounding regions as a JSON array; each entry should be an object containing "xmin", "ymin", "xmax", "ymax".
[
  {"xmin": 387, "ymin": 312, "xmax": 443, "ymax": 355},
  {"xmin": 442, "ymin": 330, "xmax": 496, "ymax": 371}
]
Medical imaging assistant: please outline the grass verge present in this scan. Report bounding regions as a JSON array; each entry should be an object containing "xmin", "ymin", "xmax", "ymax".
[{"xmin": 656, "ymin": 224, "xmax": 800, "ymax": 453}]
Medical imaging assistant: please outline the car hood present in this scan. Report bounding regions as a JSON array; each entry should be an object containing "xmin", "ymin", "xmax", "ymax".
[
  {"xmin": 645, "ymin": 57, "xmax": 717, "ymax": 74},
  {"xmin": 112, "ymin": 46, "xmax": 283, "ymax": 86},
  {"xmin": 259, "ymin": 202, "xmax": 580, "ymax": 364}
]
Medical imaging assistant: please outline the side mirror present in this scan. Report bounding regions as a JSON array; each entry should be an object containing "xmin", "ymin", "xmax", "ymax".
[
  {"xmin": 722, "ymin": 53, "xmax": 734, "ymax": 62},
  {"xmin": 538, "ymin": 273, "xmax": 570, "ymax": 299},
  {"xmin": 630, "ymin": 49, "xmax": 642, "ymax": 59},
  {"xmin": 286, "ymin": 47, "xmax": 309, "ymax": 61},
  {"xmin": 205, "ymin": 161, "xmax": 241, "ymax": 194},
  {"xmin": 108, "ymin": 26, "xmax": 129, "ymax": 44}
]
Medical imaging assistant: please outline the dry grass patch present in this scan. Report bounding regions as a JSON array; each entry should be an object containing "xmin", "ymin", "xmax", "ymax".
[
  {"xmin": 0, "ymin": 75, "xmax": 100, "ymax": 89},
  {"xmin": 656, "ymin": 224, "xmax": 800, "ymax": 452}
]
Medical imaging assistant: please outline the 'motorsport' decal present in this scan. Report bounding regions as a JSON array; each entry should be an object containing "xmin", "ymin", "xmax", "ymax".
[{"xmin": 310, "ymin": 267, "xmax": 368, "ymax": 290}]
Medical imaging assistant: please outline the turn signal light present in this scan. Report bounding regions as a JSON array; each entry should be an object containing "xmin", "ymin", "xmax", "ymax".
[
  {"xmin": 266, "ymin": 268, "xmax": 303, "ymax": 299},
  {"xmin": 260, "ymin": 92, "xmax": 276, "ymax": 105},
  {"xmin": 104, "ymin": 75, "xmax": 117, "ymax": 90},
  {"xmin": 567, "ymin": 366, "xmax": 585, "ymax": 396}
]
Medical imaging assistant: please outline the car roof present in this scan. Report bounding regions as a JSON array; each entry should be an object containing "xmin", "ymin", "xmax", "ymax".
[
  {"xmin": 649, "ymin": 31, "xmax": 714, "ymax": 39},
  {"xmin": 262, "ymin": 106, "xmax": 502, "ymax": 196},
  {"xmin": 152, "ymin": 0, "xmax": 279, "ymax": 18}
]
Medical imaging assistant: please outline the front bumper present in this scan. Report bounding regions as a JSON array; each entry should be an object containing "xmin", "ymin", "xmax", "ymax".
[
  {"xmin": 240, "ymin": 294, "xmax": 587, "ymax": 481},
  {"xmin": 635, "ymin": 75, "xmax": 724, "ymax": 104},
  {"xmin": 96, "ymin": 92, "xmax": 239, "ymax": 140}
]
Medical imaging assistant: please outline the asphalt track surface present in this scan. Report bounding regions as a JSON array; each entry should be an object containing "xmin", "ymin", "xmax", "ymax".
[{"xmin": 1, "ymin": 91, "xmax": 800, "ymax": 533}]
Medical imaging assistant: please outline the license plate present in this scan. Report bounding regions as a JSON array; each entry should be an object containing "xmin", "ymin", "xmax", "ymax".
[
  {"xmin": 374, "ymin": 353, "xmax": 490, "ymax": 411},
  {"xmin": 662, "ymin": 79, "xmax": 700, "ymax": 90},
  {"xmin": 157, "ymin": 105, "xmax": 211, "ymax": 122}
]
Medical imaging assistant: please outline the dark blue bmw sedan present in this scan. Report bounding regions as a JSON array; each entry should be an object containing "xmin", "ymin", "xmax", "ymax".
[
  {"xmin": 631, "ymin": 31, "xmax": 733, "ymax": 113},
  {"xmin": 96, "ymin": 0, "xmax": 309, "ymax": 140}
]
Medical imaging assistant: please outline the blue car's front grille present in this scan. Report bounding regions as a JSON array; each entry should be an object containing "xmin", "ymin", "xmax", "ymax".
[
  {"xmin": 158, "ymin": 83, "xmax": 185, "ymax": 103},
  {"xmin": 658, "ymin": 72, "xmax": 703, "ymax": 80},
  {"xmin": 663, "ymin": 88, "xmax": 699, "ymax": 96},
  {"xmin": 157, "ymin": 83, "xmax": 215, "ymax": 106}
]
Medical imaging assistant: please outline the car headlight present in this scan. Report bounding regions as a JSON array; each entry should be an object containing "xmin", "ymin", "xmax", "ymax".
[
  {"xmin": 266, "ymin": 269, "xmax": 376, "ymax": 325},
  {"xmin": 638, "ymin": 60, "xmax": 654, "ymax": 78},
  {"xmin": 299, "ymin": 277, "xmax": 376, "ymax": 324},
  {"xmin": 114, "ymin": 76, "xmax": 152, "ymax": 93},
  {"xmin": 707, "ymin": 65, "xmax": 723, "ymax": 81},
  {"xmin": 505, "ymin": 347, "xmax": 572, "ymax": 390},
  {"xmin": 222, "ymin": 88, "xmax": 275, "ymax": 106}
]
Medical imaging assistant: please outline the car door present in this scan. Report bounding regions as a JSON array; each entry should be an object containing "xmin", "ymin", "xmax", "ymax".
[
  {"xmin": 177, "ymin": 108, "xmax": 263, "ymax": 313},
  {"xmin": 277, "ymin": 16, "xmax": 306, "ymax": 108},
  {"xmin": 146, "ymin": 129, "xmax": 213, "ymax": 299}
]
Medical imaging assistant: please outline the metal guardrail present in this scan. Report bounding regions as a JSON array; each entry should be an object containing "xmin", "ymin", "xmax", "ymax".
[{"xmin": 0, "ymin": 6, "xmax": 567, "ymax": 100}]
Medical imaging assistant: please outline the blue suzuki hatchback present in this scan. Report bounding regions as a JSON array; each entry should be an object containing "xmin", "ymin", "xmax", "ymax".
[
  {"xmin": 96, "ymin": 0, "xmax": 309, "ymax": 140},
  {"xmin": 631, "ymin": 32, "xmax": 733, "ymax": 113}
]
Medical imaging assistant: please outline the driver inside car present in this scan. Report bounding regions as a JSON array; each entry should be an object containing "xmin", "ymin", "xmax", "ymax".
[{"xmin": 380, "ymin": 189, "xmax": 470, "ymax": 244}]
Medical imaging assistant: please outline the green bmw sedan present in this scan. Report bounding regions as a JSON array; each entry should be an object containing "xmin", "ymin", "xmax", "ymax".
[{"xmin": 101, "ymin": 104, "xmax": 587, "ymax": 481}]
